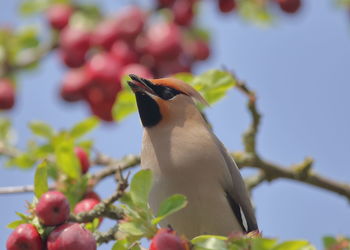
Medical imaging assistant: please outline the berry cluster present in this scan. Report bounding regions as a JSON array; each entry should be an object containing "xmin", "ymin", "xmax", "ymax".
[
  {"xmin": 6, "ymin": 147, "xmax": 101, "ymax": 250},
  {"xmin": 47, "ymin": 3, "xmax": 209, "ymax": 122},
  {"xmin": 0, "ymin": 0, "xmax": 302, "ymax": 115}
]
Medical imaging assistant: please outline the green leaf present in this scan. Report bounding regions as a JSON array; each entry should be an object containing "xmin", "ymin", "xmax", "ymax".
[
  {"xmin": 6, "ymin": 153, "xmax": 36, "ymax": 169},
  {"xmin": 192, "ymin": 235, "xmax": 228, "ymax": 250},
  {"xmin": 70, "ymin": 117, "xmax": 99, "ymax": 138},
  {"xmin": 55, "ymin": 139, "xmax": 81, "ymax": 179},
  {"xmin": 113, "ymin": 87, "xmax": 137, "ymax": 121},
  {"xmin": 30, "ymin": 216, "xmax": 45, "ymax": 235},
  {"xmin": 192, "ymin": 70, "xmax": 236, "ymax": 105},
  {"xmin": 7, "ymin": 220, "xmax": 26, "ymax": 229},
  {"xmin": 152, "ymin": 194, "xmax": 187, "ymax": 225},
  {"xmin": 238, "ymin": 1, "xmax": 273, "ymax": 26},
  {"xmin": 69, "ymin": 11, "xmax": 97, "ymax": 30},
  {"xmin": 251, "ymin": 238, "xmax": 278, "ymax": 250},
  {"xmin": 192, "ymin": 28, "xmax": 211, "ymax": 42},
  {"xmin": 16, "ymin": 26, "xmax": 39, "ymax": 49},
  {"xmin": 173, "ymin": 72, "xmax": 194, "ymax": 83},
  {"xmin": 272, "ymin": 240, "xmax": 315, "ymax": 250},
  {"xmin": 34, "ymin": 161, "xmax": 49, "ymax": 198},
  {"xmin": 34, "ymin": 144, "xmax": 55, "ymax": 158},
  {"xmin": 64, "ymin": 175, "xmax": 88, "ymax": 207},
  {"xmin": 112, "ymin": 239, "xmax": 129, "ymax": 250},
  {"xmin": 19, "ymin": 0, "xmax": 48, "ymax": 16},
  {"xmin": 130, "ymin": 170, "xmax": 153, "ymax": 207},
  {"xmin": 84, "ymin": 218, "xmax": 100, "ymax": 232},
  {"xmin": 76, "ymin": 140, "xmax": 94, "ymax": 150},
  {"xmin": 323, "ymin": 236, "xmax": 337, "ymax": 249},
  {"xmin": 174, "ymin": 70, "xmax": 236, "ymax": 106},
  {"xmin": 0, "ymin": 117, "xmax": 11, "ymax": 141},
  {"xmin": 112, "ymin": 239, "xmax": 141, "ymax": 250},
  {"xmin": 15, "ymin": 212, "xmax": 31, "ymax": 221},
  {"xmin": 29, "ymin": 121, "xmax": 54, "ymax": 138},
  {"xmin": 119, "ymin": 221, "xmax": 145, "ymax": 237}
]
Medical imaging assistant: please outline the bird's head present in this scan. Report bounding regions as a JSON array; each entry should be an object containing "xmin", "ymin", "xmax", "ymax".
[{"xmin": 128, "ymin": 74, "xmax": 208, "ymax": 128}]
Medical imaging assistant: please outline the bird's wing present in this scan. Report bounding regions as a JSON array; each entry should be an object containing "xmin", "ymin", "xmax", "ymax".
[{"xmin": 213, "ymin": 136, "xmax": 259, "ymax": 232}]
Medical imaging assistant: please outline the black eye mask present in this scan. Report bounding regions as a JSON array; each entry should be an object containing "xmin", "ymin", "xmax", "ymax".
[{"xmin": 152, "ymin": 85, "xmax": 183, "ymax": 100}]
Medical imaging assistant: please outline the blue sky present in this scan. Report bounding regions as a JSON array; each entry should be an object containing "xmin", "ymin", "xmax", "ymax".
[{"xmin": 1, "ymin": 0, "xmax": 350, "ymax": 249}]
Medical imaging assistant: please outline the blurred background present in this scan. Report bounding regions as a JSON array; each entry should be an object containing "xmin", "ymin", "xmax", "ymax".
[{"xmin": 1, "ymin": 0, "xmax": 350, "ymax": 249}]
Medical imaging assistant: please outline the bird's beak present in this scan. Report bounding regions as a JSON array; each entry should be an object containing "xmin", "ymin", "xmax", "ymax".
[{"xmin": 128, "ymin": 74, "xmax": 156, "ymax": 96}]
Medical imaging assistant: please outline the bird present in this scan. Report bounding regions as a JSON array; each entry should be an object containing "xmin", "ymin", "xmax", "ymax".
[{"xmin": 127, "ymin": 74, "xmax": 258, "ymax": 239}]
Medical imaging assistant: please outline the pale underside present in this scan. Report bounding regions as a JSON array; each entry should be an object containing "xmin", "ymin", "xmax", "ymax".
[{"xmin": 141, "ymin": 119, "xmax": 244, "ymax": 239}]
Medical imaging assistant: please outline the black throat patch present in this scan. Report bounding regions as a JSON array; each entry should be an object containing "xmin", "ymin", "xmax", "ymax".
[{"xmin": 135, "ymin": 92, "xmax": 162, "ymax": 127}]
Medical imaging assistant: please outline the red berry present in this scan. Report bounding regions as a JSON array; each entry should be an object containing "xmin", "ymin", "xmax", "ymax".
[
  {"xmin": 113, "ymin": 6, "xmax": 146, "ymax": 40},
  {"xmin": 6, "ymin": 224, "xmax": 43, "ymax": 250},
  {"xmin": 276, "ymin": 0, "xmax": 301, "ymax": 13},
  {"xmin": 146, "ymin": 22, "xmax": 182, "ymax": 60},
  {"xmin": 172, "ymin": 0, "xmax": 194, "ymax": 26},
  {"xmin": 84, "ymin": 82, "xmax": 119, "ymax": 122},
  {"xmin": 74, "ymin": 147, "xmax": 90, "ymax": 174},
  {"xmin": 74, "ymin": 198, "xmax": 102, "ymax": 224},
  {"xmin": 59, "ymin": 27, "xmax": 90, "ymax": 67},
  {"xmin": 91, "ymin": 20, "xmax": 120, "ymax": 50},
  {"xmin": 193, "ymin": 40, "xmax": 210, "ymax": 61},
  {"xmin": 47, "ymin": 223, "xmax": 96, "ymax": 250},
  {"xmin": 150, "ymin": 228, "xmax": 189, "ymax": 250},
  {"xmin": 154, "ymin": 59, "xmax": 190, "ymax": 77},
  {"xmin": 84, "ymin": 191, "xmax": 101, "ymax": 201},
  {"xmin": 35, "ymin": 191, "xmax": 70, "ymax": 226},
  {"xmin": 157, "ymin": 0, "xmax": 176, "ymax": 8},
  {"xmin": 218, "ymin": 0, "xmax": 236, "ymax": 13},
  {"xmin": 0, "ymin": 79, "xmax": 15, "ymax": 110},
  {"xmin": 84, "ymin": 82, "xmax": 120, "ymax": 106},
  {"xmin": 110, "ymin": 40, "xmax": 139, "ymax": 66},
  {"xmin": 86, "ymin": 52, "xmax": 122, "ymax": 86},
  {"xmin": 121, "ymin": 63, "xmax": 153, "ymax": 79},
  {"xmin": 59, "ymin": 49, "xmax": 86, "ymax": 68},
  {"xmin": 87, "ymin": 95, "xmax": 116, "ymax": 122},
  {"xmin": 46, "ymin": 4, "xmax": 73, "ymax": 30},
  {"xmin": 60, "ymin": 68, "xmax": 91, "ymax": 102}
]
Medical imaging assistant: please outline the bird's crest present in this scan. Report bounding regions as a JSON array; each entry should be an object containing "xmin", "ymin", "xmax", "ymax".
[{"xmin": 151, "ymin": 78, "xmax": 209, "ymax": 106}]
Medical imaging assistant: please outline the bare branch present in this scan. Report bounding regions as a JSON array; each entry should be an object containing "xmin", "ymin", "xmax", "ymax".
[
  {"xmin": 89, "ymin": 154, "xmax": 140, "ymax": 187},
  {"xmin": 94, "ymin": 224, "xmax": 119, "ymax": 245},
  {"xmin": 245, "ymin": 171, "xmax": 266, "ymax": 191},
  {"xmin": 228, "ymin": 69, "xmax": 350, "ymax": 201},
  {"xmin": 0, "ymin": 184, "xmax": 37, "ymax": 194},
  {"xmin": 70, "ymin": 168, "xmax": 130, "ymax": 223}
]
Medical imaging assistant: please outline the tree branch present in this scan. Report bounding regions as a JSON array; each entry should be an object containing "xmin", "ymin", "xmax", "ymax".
[
  {"xmin": 0, "ymin": 184, "xmax": 49, "ymax": 194},
  {"xmin": 89, "ymin": 154, "xmax": 140, "ymax": 187},
  {"xmin": 70, "ymin": 167, "xmax": 129, "ymax": 224},
  {"xmin": 230, "ymin": 69, "xmax": 350, "ymax": 200},
  {"xmin": 250, "ymin": 156, "xmax": 350, "ymax": 200},
  {"xmin": 94, "ymin": 224, "xmax": 119, "ymax": 245},
  {"xmin": 245, "ymin": 171, "xmax": 266, "ymax": 191}
]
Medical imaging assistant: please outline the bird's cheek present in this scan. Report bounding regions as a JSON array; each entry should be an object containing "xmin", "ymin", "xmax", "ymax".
[{"xmin": 155, "ymin": 97, "xmax": 169, "ymax": 123}]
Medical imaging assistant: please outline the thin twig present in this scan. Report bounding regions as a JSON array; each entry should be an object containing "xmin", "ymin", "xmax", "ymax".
[
  {"xmin": 245, "ymin": 171, "xmax": 266, "ymax": 191},
  {"xmin": 94, "ymin": 224, "xmax": 119, "ymax": 245},
  {"xmin": 70, "ymin": 168, "xmax": 130, "ymax": 223},
  {"xmin": 0, "ymin": 184, "xmax": 54, "ymax": 194}
]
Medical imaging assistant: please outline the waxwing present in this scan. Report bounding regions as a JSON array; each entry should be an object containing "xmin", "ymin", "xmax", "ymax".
[{"xmin": 128, "ymin": 74, "xmax": 258, "ymax": 239}]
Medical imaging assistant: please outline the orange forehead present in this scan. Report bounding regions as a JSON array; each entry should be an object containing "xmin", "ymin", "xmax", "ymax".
[{"xmin": 151, "ymin": 78, "xmax": 208, "ymax": 105}]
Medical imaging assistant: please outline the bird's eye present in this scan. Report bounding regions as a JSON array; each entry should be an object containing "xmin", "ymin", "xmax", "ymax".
[
  {"xmin": 153, "ymin": 85, "xmax": 181, "ymax": 100},
  {"xmin": 161, "ymin": 88, "xmax": 176, "ymax": 100}
]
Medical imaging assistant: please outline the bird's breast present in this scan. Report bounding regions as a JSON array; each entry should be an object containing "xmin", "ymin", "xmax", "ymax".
[{"xmin": 141, "ymin": 125, "xmax": 224, "ymax": 178}]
